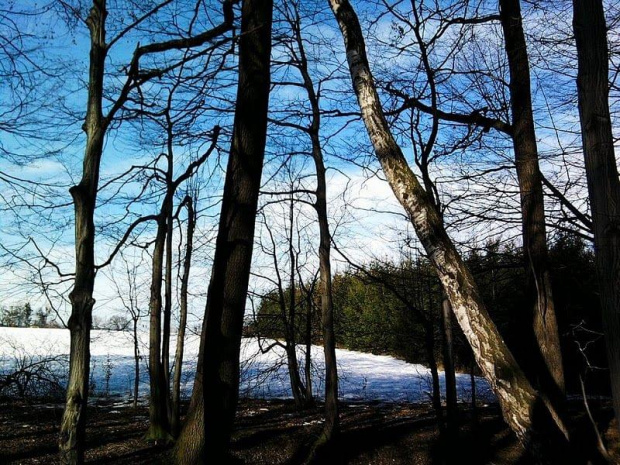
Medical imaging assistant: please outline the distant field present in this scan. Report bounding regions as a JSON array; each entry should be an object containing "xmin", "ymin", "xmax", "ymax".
[{"xmin": 0, "ymin": 326, "xmax": 493, "ymax": 403}]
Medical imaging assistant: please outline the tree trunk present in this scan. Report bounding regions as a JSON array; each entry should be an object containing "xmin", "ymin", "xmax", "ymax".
[
  {"xmin": 328, "ymin": 0, "xmax": 570, "ymax": 456},
  {"xmin": 293, "ymin": 13, "xmax": 340, "ymax": 447},
  {"xmin": 304, "ymin": 295, "xmax": 314, "ymax": 403},
  {"xmin": 173, "ymin": 0, "xmax": 273, "ymax": 462},
  {"xmin": 440, "ymin": 294, "xmax": 458, "ymax": 437},
  {"xmin": 59, "ymin": 2, "xmax": 107, "ymax": 463},
  {"xmin": 146, "ymin": 205, "xmax": 171, "ymax": 441},
  {"xmin": 163, "ymin": 190, "xmax": 174, "ymax": 407},
  {"xmin": 286, "ymin": 193, "xmax": 308, "ymax": 409},
  {"xmin": 424, "ymin": 320, "xmax": 444, "ymax": 429},
  {"xmin": 133, "ymin": 316, "xmax": 140, "ymax": 410},
  {"xmin": 573, "ymin": 0, "xmax": 620, "ymax": 433},
  {"xmin": 499, "ymin": 0, "xmax": 565, "ymax": 397},
  {"xmin": 171, "ymin": 196, "xmax": 194, "ymax": 437},
  {"xmin": 470, "ymin": 357, "xmax": 478, "ymax": 425}
]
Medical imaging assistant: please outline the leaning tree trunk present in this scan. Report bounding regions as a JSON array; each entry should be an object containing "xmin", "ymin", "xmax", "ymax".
[
  {"xmin": 573, "ymin": 0, "xmax": 620, "ymax": 433},
  {"xmin": 171, "ymin": 196, "xmax": 195, "ymax": 437},
  {"xmin": 328, "ymin": 0, "xmax": 570, "ymax": 457},
  {"xmin": 173, "ymin": 0, "xmax": 273, "ymax": 462},
  {"xmin": 59, "ymin": 2, "xmax": 107, "ymax": 463},
  {"xmin": 499, "ymin": 0, "xmax": 565, "ymax": 397}
]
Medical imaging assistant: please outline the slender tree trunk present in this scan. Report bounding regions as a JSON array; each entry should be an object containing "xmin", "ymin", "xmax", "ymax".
[
  {"xmin": 171, "ymin": 196, "xmax": 194, "ymax": 437},
  {"xmin": 313, "ymin": 144, "xmax": 340, "ymax": 450},
  {"xmin": 173, "ymin": 1, "xmax": 273, "ymax": 462},
  {"xmin": 163, "ymin": 191, "xmax": 174, "ymax": 405},
  {"xmin": 424, "ymin": 321, "xmax": 444, "ymax": 429},
  {"xmin": 440, "ymin": 294, "xmax": 458, "ymax": 437},
  {"xmin": 292, "ymin": 13, "xmax": 340, "ymax": 447},
  {"xmin": 59, "ymin": 2, "xmax": 107, "ymax": 463},
  {"xmin": 470, "ymin": 357, "xmax": 478, "ymax": 425},
  {"xmin": 573, "ymin": 0, "xmax": 620, "ymax": 433},
  {"xmin": 146, "ymin": 205, "xmax": 171, "ymax": 441},
  {"xmin": 133, "ymin": 316, "xmax": 140, "ymax": 410},
  {"xmin": 328, "ymin": 0, "xmax": 570, "ymax": 457},
  {"xmin": 499, "ymin": 0, "xmax": 565, "ymax": 397},
  {"xmin": 286, "ymin": 193, "xmax": 308, "ymax": 409},
  {"xmin": 304, "ymin": 297, "xmax": 314, "ymax": 403}
]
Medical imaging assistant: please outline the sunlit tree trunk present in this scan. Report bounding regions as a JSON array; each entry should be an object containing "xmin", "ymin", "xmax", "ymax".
[{"xmin": 327, "ymin": 0, "xmax": 570, "ymax": 458}]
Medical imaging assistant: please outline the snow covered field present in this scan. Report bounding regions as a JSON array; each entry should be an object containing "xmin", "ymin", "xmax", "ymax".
[{"xmin": 0, "ymin": 327, "xmax": 494, "ymax": 403}]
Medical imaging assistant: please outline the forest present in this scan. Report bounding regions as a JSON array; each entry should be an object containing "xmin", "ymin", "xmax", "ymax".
[{"xmin": 0, "ymin": 0, "xmax": 619, "ymax": 464}]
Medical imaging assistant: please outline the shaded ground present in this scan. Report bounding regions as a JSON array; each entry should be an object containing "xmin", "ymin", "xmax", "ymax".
[{"xmin": 0, "ymin": 398, "xmax": 617, "ymax": 464}]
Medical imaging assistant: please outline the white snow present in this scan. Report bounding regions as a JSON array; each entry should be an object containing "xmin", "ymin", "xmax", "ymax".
[{"xmin": 0, "ymin": 327, "xmax": 494, "ymax": 403}]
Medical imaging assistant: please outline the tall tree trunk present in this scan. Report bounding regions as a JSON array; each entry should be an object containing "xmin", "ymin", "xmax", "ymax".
[
  {"xmin": 573, "ymin": 0, "xmax": 620, "ymax": 433},
  {"xmin": 171, "ymin": 196, "xmax": 195, "ymax": 437},
  {"xmin": 163, "ymin": 191, "xmax": 174, "ymax": 404},
  {"xmin": 291, "ymin": 10, "xmax": 340, "ymax": 446},
  {"xmin": 328, "ymin": 0, "xmax": 570, "ymax": 457},
  {"xmin": 312, "ymin": 138, "xmax": 340, "ymax": 450},
  {"xmin": 499, "ymin": 0, "xmax": 565, "ymax": 397},
  {"xmin": 440, "ymin": 293, "xmax": 458, "ymax": 437},
  {"xmin": 146, "ymin": 204, "xmax": 172, "ymax": 441},
  {"xmin": 173, "ymin": 0, "xmax": 273, "ymax": 462},
  {"xmin": 59, "ymin": 2, "xmax": 107, "ymax": 463}
]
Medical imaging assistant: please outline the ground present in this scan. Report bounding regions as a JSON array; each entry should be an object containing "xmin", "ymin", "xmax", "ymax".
[
  {"xmin": 0, "ymin": 399, "xmax": 530, "ymax": 464},
  {"xmin": 1, "ymin": 398, "xmax": 617, "ymax": 464}
]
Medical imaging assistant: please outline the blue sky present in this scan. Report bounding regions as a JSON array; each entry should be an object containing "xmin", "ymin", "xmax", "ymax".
[{"xmin": 0, "ymin": 0, "xmax": 616, "ymax": 326}]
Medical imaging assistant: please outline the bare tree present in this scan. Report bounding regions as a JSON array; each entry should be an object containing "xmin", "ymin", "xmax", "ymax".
[
  {"xmin": 58, "ymin": 1, "xmax": 237, "ymax": 461},
  {"xmin": 499, "ymin": 0, "xmax": 565, "ymax": 397},
  {"xmin": 573, "ymin": 0, "xmax": 620, "ymax": 433},
  {"xmin": 171, "ymin": 194, "xmax": 196, "ymax": 436},
  {"xmin": 327, "ymin": 0, "xmax": 572, "ymax": 459},
  {"xmin": 108, "ymin": 251, "xmax": 145, "ymax": 409},
  {"xmin": 174, "ymin": 0, "xmax": 273, "ymax": 461}
]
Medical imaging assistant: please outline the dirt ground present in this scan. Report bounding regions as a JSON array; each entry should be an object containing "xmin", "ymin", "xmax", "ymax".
[{"xmin": 0, "ymin": 398, "xmax": 617, "ymax": 464}]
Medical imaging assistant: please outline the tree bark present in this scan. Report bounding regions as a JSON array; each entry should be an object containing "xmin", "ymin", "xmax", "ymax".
[
  {"xmin": 146, "ymin": 203, "xmax": 172, "ymax": 441},
  {"xmin": 163, "ymin": 185, "xmax": 174, "ymax": 404},
  {"xmin": 499, "ymin": 0, "xmax": 565, "ymax": 396},
  {"xmin": 573, "ymin": 0, "xmax": 620, "ymax": 433},
  {"xmin": 293, "ymin": 13, "xmax": 341, "ymax": 447},
  {"xmin": 440, "ymin": 294, "xmax": 458, "ymax": 437},
  {"xmin": 173, "ymin": 0, "xmax": 273, "ymax": 461},
  {"xmin": 59, "ymin": 2, "xmax": 107, "ymax": 463},
  {"xmin": 328, "ymin": 0, "xmax": 569, "ymax": 456},
  {"xmin": 171, "ymin": 195, "xmax": 194, "ymax": 437}
]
